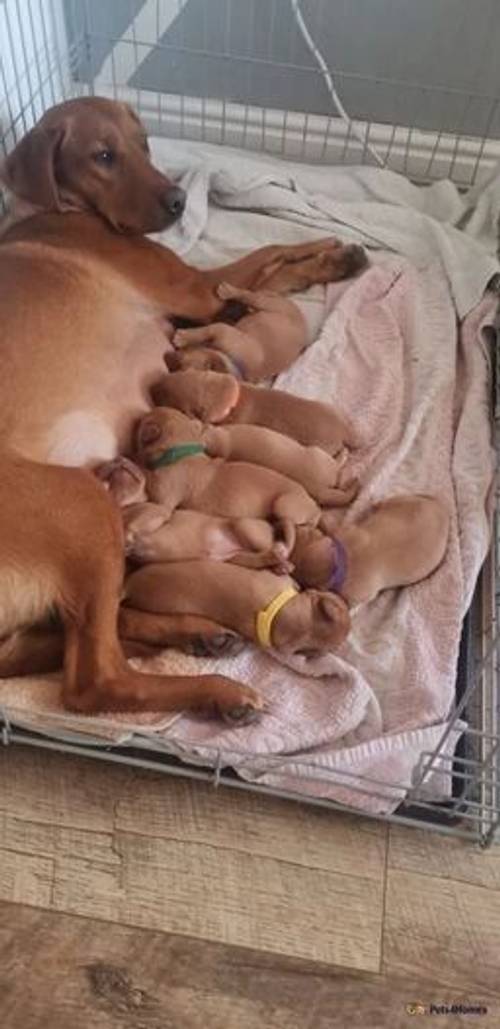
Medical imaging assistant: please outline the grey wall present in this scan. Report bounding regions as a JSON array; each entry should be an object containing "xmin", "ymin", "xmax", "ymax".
[{"xmin": 68, "ymin": 0, "xmax": 500, "ymax": 137}]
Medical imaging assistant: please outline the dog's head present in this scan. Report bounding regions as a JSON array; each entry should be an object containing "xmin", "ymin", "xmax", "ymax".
[
  {"xmin": 4, "ymin": 97, "xmax": 184, "ymax": 234},
  {"xmin": 272, "ymin": 589, "xmax": 351, "ymax": 656},
  {"xmin": 135, "ymin": 406, "xmax": 205, "ymax": 465},
  {"xmin": 150, "ymin": 369, "xmax": 240, "ymax": 423}
]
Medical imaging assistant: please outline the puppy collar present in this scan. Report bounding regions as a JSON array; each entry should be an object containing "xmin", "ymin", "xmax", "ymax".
[
  {"xmin": 327, "ymin": 538, "xmax": 348, "ymax": 592},
  {"xmin": 148, "ymin": 442, "xmax": 206, "ymax": 469},
  {"xmin": 256, "ymin": 587, "xmax": 299, "ymax": 647}
]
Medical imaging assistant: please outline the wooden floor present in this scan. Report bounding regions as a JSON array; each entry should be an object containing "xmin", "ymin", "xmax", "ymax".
[{"xmin": 1, "ymin": 745, "xmax": 499, "ymax": 1027}]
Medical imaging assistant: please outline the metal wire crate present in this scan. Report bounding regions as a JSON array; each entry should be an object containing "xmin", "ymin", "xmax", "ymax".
[{"xmin": 1, "ymin": 0, "xmax": 499, "ymax": 846}]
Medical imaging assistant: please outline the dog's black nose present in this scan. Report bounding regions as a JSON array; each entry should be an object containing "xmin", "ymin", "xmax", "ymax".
[{"xmin": 164, "ymin": 186, "xmax": 186, "ymax": 219}]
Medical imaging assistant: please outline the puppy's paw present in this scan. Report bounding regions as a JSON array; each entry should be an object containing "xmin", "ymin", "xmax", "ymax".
[
  {"xmin": 172, "ymin": 329, "xmax": 191, "ymax": 348},
  {"xmin": 270, "ymin": 542, "xmax": 295, "ymax": 574},
  {"xmin": 216, "ymin": 281, "xmax": 238, "ymax": 300},
  {"xmin": 189, "ymin": 632, "xmax": 245, "ymax": 659},
  {"xmin": 335, "ymin": 447, "xmax": 349, "ymax": 470},
  {"xmin": 320, "ymin": 476, "xmax": 360, "ymax": 508}
]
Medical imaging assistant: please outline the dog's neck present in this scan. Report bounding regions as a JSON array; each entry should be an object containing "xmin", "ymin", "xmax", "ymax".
[{"xmin": 0, "ymin": 175, "xmax": 40, "ymax": 238}]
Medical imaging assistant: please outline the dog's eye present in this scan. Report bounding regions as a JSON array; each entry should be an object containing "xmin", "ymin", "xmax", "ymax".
[{"xmin": 93, "ymin": 149, "xmax": 115, "ymax": 166}]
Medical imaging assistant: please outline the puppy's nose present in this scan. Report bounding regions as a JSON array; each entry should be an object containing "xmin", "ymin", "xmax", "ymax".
[{"xmin": 163, "ymin": 186, "xmax": 186, "ymax": 219}]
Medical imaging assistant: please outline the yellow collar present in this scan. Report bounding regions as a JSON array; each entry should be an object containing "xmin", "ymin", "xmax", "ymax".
[{"xmin": 256, "ymin": 587, "xmax": 299, "ymax": 647}]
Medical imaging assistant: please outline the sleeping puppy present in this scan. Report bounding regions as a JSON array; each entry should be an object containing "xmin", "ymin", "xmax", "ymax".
[
  {"xmin": 122, "ymin": 504, "xmax": 293, "ymax": 570},
  {"xmin": 100, "ymin": 409, "xmax": 321, "ymax": 532},
  {"xmin": 123, "ymin": 559, "xmax": 351, "ymax": 656},
  {"xmin": 151, "ymin": 369, "xmax": 352, "ymax": 454},
  {"xmin": 138, "ymin": 405, "xmax": 357, "ymax": 506},
  {"xmin": 96, "ymin": 458, "xmax": 294, "ymax": 570},
  {"xmin": 133, "ymin": 406, "xmax": 320, "ymax": 529},
  {"xmin": 169, "ymin": 281, "xmax": 307, "ymax": 382},
  {"xmin": 293, "ymin": 495, "xmax": 450, "ymax": 606}
]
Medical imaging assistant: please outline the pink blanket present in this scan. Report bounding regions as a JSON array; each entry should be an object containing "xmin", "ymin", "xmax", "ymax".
[{"xmin": 0, "ymin": 257, "xmax": 494, "ymax": 814}]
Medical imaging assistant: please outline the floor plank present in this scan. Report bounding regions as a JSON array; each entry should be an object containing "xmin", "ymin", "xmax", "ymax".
[
  {"xmin": 1, "ymin": 902, "xmax": 498, "ymax": 1029},
  {"xmin": 51, "ymin": 831, "xmax": 383, "ymax": 968},
  {"xmin": 0, "ymin": 746, "xmax": 123, "ymax": 831},
  {"xmin": 389, "ymin": 823, "xmax": 500, "ymax": 889},
  {"xmin": 0, "ymin": 847, "xmax": 53, "ymax": 908},
  {"xmin": 115, "ymin": 772, "xmax": 385, "ymax": 880},
  {"xmin": 0, "ymin": 746, "xmax": 385, "ymax": 969},
  {"xmin": 384, "ymin": 865, "xmax": 500, "ymax": 997},
  {"xmin": 0, "ymin": 812, "xmax": 119, "ymax": 867}
]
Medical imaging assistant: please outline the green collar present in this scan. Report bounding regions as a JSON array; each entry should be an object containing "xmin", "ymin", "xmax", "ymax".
[{"xmin": 149, "ymin": 442, "xmax": 206, "ymax": 469}]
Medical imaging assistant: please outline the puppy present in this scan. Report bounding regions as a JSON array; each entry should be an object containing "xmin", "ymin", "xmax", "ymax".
[
  {"xmin": 292, "ymin": 495, "xmax": 450, "ymax": 606},
  {"xmin": 97, "ymin": 457, "xmax": 295, "ymax": 569},
  {"xmin": 124, "ymin": 504, "xmax": 295, "ymax": 569},
  {"xmin": 124, "ymin": 560, "xmax": 351, "ymax": 656},
  {"xmin": 169, "ymin": 282, "xmax": 307, "ymax": 382},
  {"xmin": 151, "ymin": 369, "xmax": 352, "ymax": 454},
  {"xmin": 138, "ymin": 406, "xmax": 357, "ymax": 506},
  {"xmin": 129, "ymin": 407, "xmax": 321, "ymax": 529}
]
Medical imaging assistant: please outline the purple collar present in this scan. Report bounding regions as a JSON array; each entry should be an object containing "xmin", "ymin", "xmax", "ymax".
[{"xmin": 327, "ymin": 537, "xmax": 348, "ymax": 592}]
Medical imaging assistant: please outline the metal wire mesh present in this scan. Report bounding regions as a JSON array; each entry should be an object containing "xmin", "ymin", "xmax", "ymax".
[{"xmin": 0, "ymin": 0, "xmax": 499, "ymax": 845}]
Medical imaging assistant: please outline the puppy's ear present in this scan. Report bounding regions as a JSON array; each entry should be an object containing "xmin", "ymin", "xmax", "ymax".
[
  {"xmin": 206, "ymin": 351, "xmax": 233, "ymax": 375},
  {"xmin": 201, "ymin": 372, "xmax": 240, "ymax": 423},
  {"xmin": 4, "ymin": 123, "xmax": 67, "ymax": 209},
  {"xmin": 317, "ymin": 593, "xmax": 351, "ymax": 643},
  {"xmin": 164, "ymin": 350, "xmax": 182, "ymax": 372},
  {"xmin": 95, "ymin": 458, "xmax": 146, "ymax": 506},
  {"xmin": 137, "ymin": 418, "xmax": 162, "ymax": 446}
]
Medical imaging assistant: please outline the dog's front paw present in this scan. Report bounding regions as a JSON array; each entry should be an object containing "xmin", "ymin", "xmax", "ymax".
[
  {"xmin": 211, "ymin": 679, "xmax": 264, "ymax": 725},
  {"xmin": 319, "ymin": 242, "xmax": 368, "ymax": 280}
]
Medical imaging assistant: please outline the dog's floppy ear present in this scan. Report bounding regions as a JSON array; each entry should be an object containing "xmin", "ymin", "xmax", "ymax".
[
  {"xmin": 137, "ymin": 418, "xmax": 162, "ymax": 447},
  {"xmin": 4, "ymin": 124, "xmax": 67, "ymax": 209},
  {"xmin": 164, "ymin": 351, "xmax": 182, "ymax": 372},
  {"xmin": 317, "ymin": 593, "xmax": 351, "ymax": 643},
  {"xmin": 120, "ymin": 101, "xmax": 142, "ymax": 127},
  {"xmin": 200, "ymin": 372, "xmax": 240, "ymax": 423}
]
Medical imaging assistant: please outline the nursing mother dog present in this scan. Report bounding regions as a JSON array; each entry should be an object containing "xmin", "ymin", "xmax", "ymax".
[{"xmin": 0, "ymin": 96, "xmax": 366, "ymax": 721}]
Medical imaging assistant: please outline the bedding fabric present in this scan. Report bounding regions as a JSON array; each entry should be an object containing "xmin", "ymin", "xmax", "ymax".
[{"xmin": 0, "ymin": 140, "xmax": 497, "ymax": 815}]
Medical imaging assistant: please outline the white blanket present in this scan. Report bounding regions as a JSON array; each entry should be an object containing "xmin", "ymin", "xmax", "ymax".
[{"xmin": 150, "ymin": 138, "xmax": 499, "ymax": 319}]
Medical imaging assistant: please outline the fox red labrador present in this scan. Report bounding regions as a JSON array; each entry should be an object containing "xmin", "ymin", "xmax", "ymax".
[{"xmin": 0, "ymin": 97, "xmax": 366, "ymax": 720}]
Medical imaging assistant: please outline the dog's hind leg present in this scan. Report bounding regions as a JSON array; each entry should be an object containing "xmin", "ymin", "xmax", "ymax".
[
  {"xmin": 0, "ymin": 626, "xmax": 64, "ymax": 676},
  {"xmin": 0, "ymin": 455, "xmax": 261, "ymax": 721}
]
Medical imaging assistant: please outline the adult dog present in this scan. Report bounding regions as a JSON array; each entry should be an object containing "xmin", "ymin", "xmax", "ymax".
[{"xmin": 0, "ymin": 97, "xmax": 365, "ymax": 720}]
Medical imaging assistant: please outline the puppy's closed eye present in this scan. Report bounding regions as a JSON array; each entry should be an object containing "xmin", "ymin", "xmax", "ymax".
[{"xmin": 137, "ymin": 419, "xmax": 162, "ymax": 446}]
